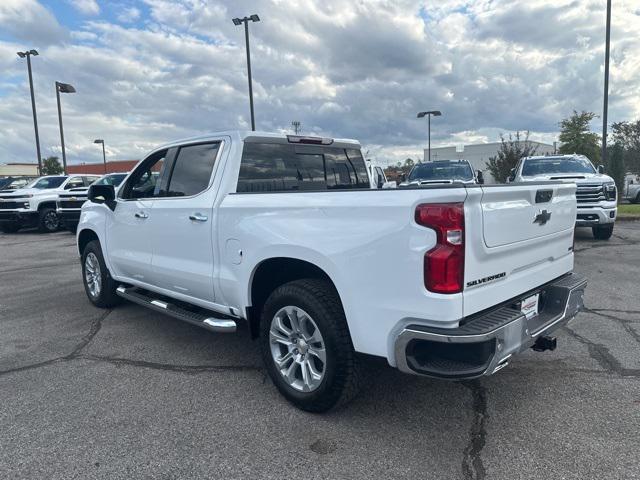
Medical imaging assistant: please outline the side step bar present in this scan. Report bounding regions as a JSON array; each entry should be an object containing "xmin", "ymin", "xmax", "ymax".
[{"xmin": 116, "ymin": 286, "xmax": 236, "ymax": 333}]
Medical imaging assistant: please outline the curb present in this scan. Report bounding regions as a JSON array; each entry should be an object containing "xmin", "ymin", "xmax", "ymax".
[{"xmin": 617, "ymin": 215, "xmax": 640, "ymax": 222}]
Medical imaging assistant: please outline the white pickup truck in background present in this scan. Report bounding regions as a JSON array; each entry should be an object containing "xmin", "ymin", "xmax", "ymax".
[
  {"xmin": 0, "ymin": 175, "xmax": 100, "ymax": 233},
  {"xmin": 77, "ymin": 131, "xmax": 587, "ymax": 412},
  {"xmin": 400, "ymin": 159, "xmax": 484, "ymax": 186},
  {"xmin": 510, "ymin": 154, "xmax": 617, "ymax": 239}
]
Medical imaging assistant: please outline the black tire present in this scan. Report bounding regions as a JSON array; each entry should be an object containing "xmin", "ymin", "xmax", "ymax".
[
  {"xmin": 1, "ymin": 223, "xmax": 20, "ymax": 233},
  {"xmin": 37, "ymin": 207, "xmax": 59, "ymax": 233},
  {"xmin": 634, "ymin": 192, "xmax": 640, "ymax": 204},
  {"xmin": 81, "ymin": 240, "xmax": 122, "ymax": 308},
  {"xmin": 259, "ymin": 278, "xmax": 362, "ymax": 412},
  {"xmin": 592, "ymin": 224, "xmax": 614, "ymax": 240}
]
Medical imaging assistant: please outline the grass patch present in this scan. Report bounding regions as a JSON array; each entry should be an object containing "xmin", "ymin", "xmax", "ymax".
[{"xmin": 618, "ymin": 203, "xmax": 640, "ymax": 216}]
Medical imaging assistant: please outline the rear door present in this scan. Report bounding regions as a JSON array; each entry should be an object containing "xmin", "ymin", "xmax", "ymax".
[
  {"xmin": 146, "ymin": 141, "xmax": 222, "ymax": 302},
  {"xmin": 463, "ymin": 182, "xmax": 577, "ymax": 316}
]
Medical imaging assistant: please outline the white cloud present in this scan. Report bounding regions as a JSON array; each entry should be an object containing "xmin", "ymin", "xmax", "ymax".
[
  {"xmin": 117, "ymin": 6, "xmax": 141, "ymax": 24},
  {"xmin": 68, "ymin": 0, "xmax": 100, "ymax": 16}
]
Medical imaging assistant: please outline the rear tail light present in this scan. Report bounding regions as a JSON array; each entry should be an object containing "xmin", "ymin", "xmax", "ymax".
[{"xmin": 415, "ymin": 203, "xmax": 465, "ymax": 294}]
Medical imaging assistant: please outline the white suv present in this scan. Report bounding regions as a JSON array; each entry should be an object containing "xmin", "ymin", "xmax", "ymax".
[{"xmin": 510, "ymin": 155, "xmax": 617, "ymax": 240}]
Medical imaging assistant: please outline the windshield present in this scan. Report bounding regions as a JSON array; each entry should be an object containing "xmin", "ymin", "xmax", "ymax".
[
  {"xmin": 408, "ymin": 161, "xmax": 474, "ymax": 182},
  {"xmin": 95, "ymin": 173, "xmax": 127, "ymax": 187},
  {"xmin": 522, "ymin": 157, "xmax": 596, "ymax": 176},
  {"xmin": 28, "ymin": 176, "xmax": 67, "ymax": 189}
]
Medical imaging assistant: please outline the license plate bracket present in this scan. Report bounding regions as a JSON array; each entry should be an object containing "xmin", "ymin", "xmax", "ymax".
[{"xmin": 521, "ymin": 293, "xmax": 539, "ymax": 320}]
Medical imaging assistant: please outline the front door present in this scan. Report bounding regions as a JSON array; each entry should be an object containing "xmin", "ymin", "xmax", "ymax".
[
  {"xmin": 106, "ymin": 149, "xmax": 167, "ymax": 283},
  {"xmin": 146, "ymin": 142, "xmax": 221, "ymax": 302}
]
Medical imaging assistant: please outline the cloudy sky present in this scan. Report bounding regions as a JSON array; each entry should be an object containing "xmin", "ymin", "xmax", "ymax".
[{"xmin": 0, "ymin": 0, "xmax": 639, "ymax": 167}]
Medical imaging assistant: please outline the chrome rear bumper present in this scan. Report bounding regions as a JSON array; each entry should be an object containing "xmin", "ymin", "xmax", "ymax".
[{"xmin": 394, "ymin": 273, "xmax": 587, "ymax": 379}]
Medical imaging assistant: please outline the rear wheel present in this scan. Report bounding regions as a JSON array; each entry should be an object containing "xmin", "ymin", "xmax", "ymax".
[
  {"xmin": 37, "ymin": 207, "xmax": 59, "ymax": 233},
  {"xmin": 1, "ymin": 222, "xmax": 20, "ymax": 233},
  {"xmin": 260, "ymin": 278, "xmax": 362, "ymax": 412},
  {"xmin": 82, "ymin": 240, "xmax": 121, "ymax": 308},
  {"xmin": 592, "ymin": 224, "xmax": 614, "ymax": 240}
]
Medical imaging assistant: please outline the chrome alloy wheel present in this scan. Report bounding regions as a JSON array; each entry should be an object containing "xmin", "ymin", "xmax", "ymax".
[
  {"xmin": 269, "ymin": 306, "xmax": 326, "ymax": 392},
  {"xmin": 84, "ymin": 252, "xmax": 102, "ymax": 298}
]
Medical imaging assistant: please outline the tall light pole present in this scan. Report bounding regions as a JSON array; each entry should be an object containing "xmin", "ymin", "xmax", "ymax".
[
  {"xmin": 94, "ymin": 139, "xmax": 106, "ymax": 173},
  {"xmin": 232, "ymin": 14, "xmax": 260, "ymax": 131},
  {"xmin": 291, "ymin": 120, "xmax": 301, "ymax": 135},
  {"xmin": 17, "ymin": 49, "xmax": 42, "ymax": 174},
  {"xmin": 601, "ymin": 0, "xmax": 612, "ymax": 165},
  {"xmin": 55, "ymin": 81, "xmax": 76, "ymax": 175},
  {"xmin": 417, "ymin": 110, "xmax": 442, "ymax": 162}
]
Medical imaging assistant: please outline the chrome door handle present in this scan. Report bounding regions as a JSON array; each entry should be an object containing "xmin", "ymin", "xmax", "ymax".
[
  {"xmin": 134, "ymin": 212, "xmax": 148, "ymax": 219},
  {"xmin": 189, "ymin": 213, "xmax": 208, "ymax": 222}
]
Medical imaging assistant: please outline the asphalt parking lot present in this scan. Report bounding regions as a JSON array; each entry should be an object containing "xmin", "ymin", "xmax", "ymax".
[{"xmin": 1, "ymin": 224, "xmax": 639, "ymax": 480}]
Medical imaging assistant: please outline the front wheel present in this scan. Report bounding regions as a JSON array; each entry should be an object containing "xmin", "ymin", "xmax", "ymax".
[
  {"xmin": 592, "ymin": 224, "xmax": 614, "ymax": 240},
  {"xmin": 81, "ymin": 240, "xmax": 122, "ymax": 308},
  {"xmin": 37, "ymin": 207, "xmax": 59, "ymax": 233},
  {"xmin": 260, "ymin": 279, "xmax": 362, "ymax": 413}
]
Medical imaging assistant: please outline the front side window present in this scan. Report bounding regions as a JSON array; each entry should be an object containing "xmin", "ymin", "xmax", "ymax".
[
  {"xmin": 522, "ymin": 157, "xmax": 596, "ymax": 177},
  {"xmin": 95, "ymin": 173, "xmax": 127, "ymax": 187},
  {"xmin": 29, "ymin": 176, "xmax": 67, "ymax": 189},
  {"xmin": 237, "ymin": 143, "xmax": 370, "ymax": 192},
  {"xmin": 121, "ymin": 150, "xmax": 167, "ymax": 199},
  {"xmin": 164, "ymin": 143, "xmax": 220, "ymax": 197}
]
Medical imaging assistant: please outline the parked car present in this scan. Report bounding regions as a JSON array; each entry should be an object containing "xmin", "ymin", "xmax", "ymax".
[
  {"xmin": 0, "ymin": 176, "xmax": 37, "ymax": 191},
  {"xmin": 77, "ymin": 131, "xmax": 586, "ymax": 412},
  {"xmin": 510, "ymin": 154, "xmax": 617, "ymax": 240},
  {"xmin": 623, "ymin": 174, "xmax": 640, "ymax": 204},
  {"xmin": 400, "ymin": 159, "xmax": 484, "ymax": 186},
  {"xmin": 57, "ymin": 173, "xmax": 128, "ymax": 231},
  {"xmin": 367, "ymin": 162, "xmax": 397, "ymax": 189},
  {"xmin": 0, "ymin": 174, "xmax": 100, "ymax": 233}
]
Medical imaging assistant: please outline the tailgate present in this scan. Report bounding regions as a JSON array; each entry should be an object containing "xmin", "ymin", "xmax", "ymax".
[
  {"xmin": 481, "ymin": 183, "xmax": 576, "ymax": 247},
  {"xmin": 463, "ymin": 182, "xmax": 577, "ymax": 316}
]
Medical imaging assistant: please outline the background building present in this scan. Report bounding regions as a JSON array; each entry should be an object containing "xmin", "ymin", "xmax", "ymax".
[
  {"xmin": 66, "ymin": 160, "xmax": 139, "ymax": 175},
  {"xmin": 425, "ymin": 141, "xmax": 556, "ymax": 183},
  {"xmin": 0, "ymin": 163, "xmax": 39, "ymax": 176}
]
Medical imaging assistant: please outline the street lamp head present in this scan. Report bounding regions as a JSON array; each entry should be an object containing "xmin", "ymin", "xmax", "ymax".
[
  {"xmin": 29, "ymin": 49, "xmax": 38, "ymax": 56},
  {"xmin": 93, "ymin": 139, "xmax": 104, "ymax": 144},
  {"xmin": 249, "ymin": 14, "xmax": 260, "ymax": 22},
  {"xmin": 232, "ymin": 17, "xmax": 242, "ymax": 25},
  {"xmin": 417, "ymin": 110, "xmax": 442, "ymax": 118},
  {"xmin": 56, "ymin": 82, "xmax": 76, "ymax": 93},
  {"xmin": 17, "ymin": 51, "xmax": 26, "ymax": 58}
]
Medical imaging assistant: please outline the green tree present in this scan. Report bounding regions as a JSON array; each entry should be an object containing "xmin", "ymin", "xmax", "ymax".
[
  {"xmin": 41, "ymin": 156, "xmax": 63, "ymax": 175},
  {"xmin": 611, "ymin": 120, "xmax": 640, "ymax": 173},
  {"xmin": 485, "ymin": 131, "xmax": 538, "ymax": 183},
  {"xmin": 403, "ymin": 158, "xmax": 415, "ymax": 170},
  {"xmin": 558, "ymin": 111, "xmax": 601, "ymax": 164},
  {"xmin": 607, "ymin": 143, "xmax": 625, "ymax": 200}
]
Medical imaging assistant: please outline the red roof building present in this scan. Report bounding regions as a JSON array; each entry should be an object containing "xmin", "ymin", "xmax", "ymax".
[{"xmin": 66, "ymin": 160, "xmax": 139, "ymax": 175}]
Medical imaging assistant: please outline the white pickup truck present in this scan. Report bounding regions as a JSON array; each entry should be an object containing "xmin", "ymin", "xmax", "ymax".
[
  {"xmin": 0, "ymin": 175, "xmax": 100, "ymax": 233},
  {"xmin": 77, "ymin": 131, "xmax": 587, "ymax": 412},
  {"xmin": 510, "ymin": 154, "xmax": 617, "ymax": 239}
]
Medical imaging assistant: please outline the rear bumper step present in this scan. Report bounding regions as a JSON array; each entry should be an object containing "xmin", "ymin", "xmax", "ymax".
[
  {"xmin": 394, "ymin": 273, "xmax": 587, "ymax": 379},
  {"xmin": 116, "ymin": 286, "xmax": 237, "ymax": 333}
]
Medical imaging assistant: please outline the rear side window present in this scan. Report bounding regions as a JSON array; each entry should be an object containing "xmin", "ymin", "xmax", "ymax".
[
  {"xmin": 237, "ymin": 143, "xmax": 369, "ymax": 192},
  {"xmin": 165, "ymin": 143, "xmax": 220, "ymax": 197}
]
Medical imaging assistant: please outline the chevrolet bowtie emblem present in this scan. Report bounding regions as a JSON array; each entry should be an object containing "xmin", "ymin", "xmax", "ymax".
[{"xmin": 533, "ymin": 209, "xmax": 552, "ymax": 225}]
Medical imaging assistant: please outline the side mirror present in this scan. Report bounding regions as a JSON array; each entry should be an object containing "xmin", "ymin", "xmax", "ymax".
[
  {"xmin": 476, "ymin": 170, "xmax": 485, "ymax": 184},
  {"xmin": 507, "ymin": 168, "xmax": 516, "ymax": 183},
  {"xmin": 400, "ymin": 173, "xmax": 407, "ymax": 183},
  {"xmin": 88, "ymin": 184, "xmax": 116, "ymax": 211},
  {"xmin": 598, "ymin": 164, "xmax": 605, "ymax": 174},
  {"xmin": 376, "ymin": 173, "xmax": 384, "ymax": 189}
]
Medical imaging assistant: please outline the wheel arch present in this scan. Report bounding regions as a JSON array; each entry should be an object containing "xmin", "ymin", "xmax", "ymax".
[
  {"xmin": 246, "ymin": 257, "xmax": 344, "ymax": 339},
  {"xmin": 77, "ymin": 228, "xmax": 100, "ymax": 256},
  {"xmin": 37, "ymin": 201, "xmax": 57, "ymax": 211}
]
